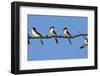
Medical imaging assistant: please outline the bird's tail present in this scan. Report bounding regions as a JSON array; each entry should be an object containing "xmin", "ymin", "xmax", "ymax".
[
  {"xmin": 55, "ymin": 38, "xmax": 59, "ymax": 44},
  {"xmin": 68, "ymin": 38, "xmax": 72, "ymax": 44},
  {"xmin": 40, "ymin": 39, "xmax": 44, "ymax": 45},
  {"xmin": 28, "ymin": 40, "xmax": 30, "ymax": 45}
]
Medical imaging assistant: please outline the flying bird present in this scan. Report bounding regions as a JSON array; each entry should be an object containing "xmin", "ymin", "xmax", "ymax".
[
  {"xmin": 49, "ymin": 26, "xmax": 59, "ymax": 44},
  {"xmin": 80, "ymin": 37, "xmax": 88, "ymax": 49},
  {"xmin": 32, "ymin": 27, "xmax": 44, "ymax": 45},
  {"xmin": 63, "ymin": 27, "xmax": 72, "ymax": 44}
]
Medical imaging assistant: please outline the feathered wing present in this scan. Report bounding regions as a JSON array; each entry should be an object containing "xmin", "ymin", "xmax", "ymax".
[
  {"xmin": 80, "ymin": 43, "xmax": 87, "ymax": 49},
  {"xmin": 53, "ymin": 30, "xmax": 59, "ymax": 44},
  {"xmin": 66, "ymin": 31, "xmax": 72, "ymax": 44},
  {"xmin": 66, "ymin": 31, "xmax": 72, "ymax": 37},
  {"xmin": 37, "ymin": 32, "xmax": 44, "ymax": 45},
  {"xmin": 35, "ymin": 30, "xmax": 43, "ymax": 38},
  {"xmin": 80, "ymin": 44, "xmax": 85, "ymax": 49}
]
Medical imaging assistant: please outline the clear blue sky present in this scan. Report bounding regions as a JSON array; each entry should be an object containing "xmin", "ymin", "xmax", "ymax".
[{"xmin": 28, "ymin": 15, "xmax": 88, "ymax": 61}]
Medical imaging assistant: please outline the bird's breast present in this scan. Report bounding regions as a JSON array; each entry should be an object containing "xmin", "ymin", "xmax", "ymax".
[
  {"xmin": 50, "ymin": 30, "xmax": 56, "ymax": 36},
  {"xmin": 32, "ymin": 30, "xmax": 40, "ymax": 38}
]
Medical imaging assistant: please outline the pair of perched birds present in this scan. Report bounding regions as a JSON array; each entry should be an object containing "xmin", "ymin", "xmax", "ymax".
[{"xmin": 31, "ymin": 26, "xmax": 88, "ymax": 49}]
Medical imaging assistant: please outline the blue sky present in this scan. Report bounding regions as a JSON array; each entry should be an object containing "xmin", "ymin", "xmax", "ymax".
[{"xmin": 28, "ymin": 15, "xmax": 88, "ymax": 61}]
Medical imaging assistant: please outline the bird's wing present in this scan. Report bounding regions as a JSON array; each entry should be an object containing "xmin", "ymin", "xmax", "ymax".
[
  {"xmin": 37, "ymin": 32, "xmax": 42, "ymax": 36},
  {"xmin": 66, "ymin": 31, "xmax": 72, "ymax": 37},
  {"xmin": 80, "ymin": 43, "xmax": 87, "ymax": 49},
  {"xmin": 80, "ymin": 44, "xmax": 85, "ymax": 49},
  {"xmin": 35, "ymin": 31, "xmax": 43, "ymax": 37},
  {"xmin": 53, "ymin": 30, "xmax": 57, "ymax": 36}
]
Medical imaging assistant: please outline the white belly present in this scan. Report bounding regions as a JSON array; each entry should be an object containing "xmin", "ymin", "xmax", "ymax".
[{"xmin": 32, "ymin": 30, "xmax": 40, "ymax": 37}]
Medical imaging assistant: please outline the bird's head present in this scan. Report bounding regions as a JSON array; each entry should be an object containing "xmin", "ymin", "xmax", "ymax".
[
  {"xmin": 50, "ymin": 26, "xmax": 55, "ymax": 30},
  {"xmin": 63, "ymin": 27, "xmax": 68, "ymax": 31},
  {"xmin": 32, "ymin": 27, "xmax": 36, "ymax": 30}
]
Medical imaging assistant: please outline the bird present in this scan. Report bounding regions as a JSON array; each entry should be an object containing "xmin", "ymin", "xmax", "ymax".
[
  {"xmin": 49, "ymin": 26, "xmax": 59, "ymax": 44},
  {"xmin": 63, "ymin": 27, "xmax": 72, "ymax": 44},
  {"xmin": 32, "ymin": 27, "xmax": 44, "ymax": 45},
  {"xmin": 80, "ymin": 37, "xmax": 88, "ymax": 49}
]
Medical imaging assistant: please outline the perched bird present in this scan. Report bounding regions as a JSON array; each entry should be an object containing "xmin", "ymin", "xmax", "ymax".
[
  {"xmin": 80, "ymin": 37, "xmax": 88, "ymax": 49},
  {"xmin": 32, "ymin": 27, "xmax": 44, "ymax": 45},
  {"xmin": 63, "ymin": 27, "xmax": 72, "ymax": 44},
  {"xmin": 49, "ymin": 26, "xmax": 59, "ymax": 44}
]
